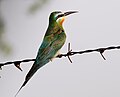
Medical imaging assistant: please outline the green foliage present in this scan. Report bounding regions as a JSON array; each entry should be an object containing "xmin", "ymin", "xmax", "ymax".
[
  {"xmin": 28, "ymin": 0, "xmax": 50, "ymax": 14},
  {"xmin": 0, "ymin": 17, "xmax": 11, "ymax": 55},
  {"xmin": 0, "ymin": 0, "xmax": 11, "ymax": 55},
  {"xmin": 0, "ymin": 0, "xmax": 51, "ymax": 56}
]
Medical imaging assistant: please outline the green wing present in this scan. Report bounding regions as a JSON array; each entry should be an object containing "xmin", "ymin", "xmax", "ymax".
[{"xmin": 35, "ymin": 29, "xmax": 66, "ymax": 66}]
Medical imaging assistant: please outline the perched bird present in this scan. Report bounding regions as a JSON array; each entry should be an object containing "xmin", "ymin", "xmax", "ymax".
[{"xmin": 15, "ymin": 11, "xmax": 78, "ymax": 96}]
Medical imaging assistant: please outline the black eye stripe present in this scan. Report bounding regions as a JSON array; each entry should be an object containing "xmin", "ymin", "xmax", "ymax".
[{"xmin": 56, "ymin": 14, "xmax": 64, "ymax": 20}]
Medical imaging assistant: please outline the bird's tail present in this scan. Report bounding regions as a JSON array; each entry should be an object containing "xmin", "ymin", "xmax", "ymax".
[{"xmin": 15, "ymin": 63, "xmax": 39, "ymax": 97}]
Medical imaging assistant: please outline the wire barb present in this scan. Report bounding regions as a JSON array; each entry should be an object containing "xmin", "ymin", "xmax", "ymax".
[
  {"xmin": 67, "ymin": 43, "xmax": 73, "ymax": 63},
  {"xmin": 100, "ymin": 52, "xmax": 106, "ymax": 60},
  {"xmin": 97, "ymin": 49, "xmax": 106, "ymax": 60},
  {"xmin": 14, "ymin": 62, "xmax": 23, "ymax": 71}
]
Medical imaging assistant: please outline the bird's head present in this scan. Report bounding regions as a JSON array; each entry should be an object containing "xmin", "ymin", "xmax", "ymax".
[{"xmin": 49, "ymin": 11, "xmax": 78, "ymax": 26}]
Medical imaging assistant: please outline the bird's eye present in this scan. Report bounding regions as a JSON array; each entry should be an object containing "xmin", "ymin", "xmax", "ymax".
[
  {"xmin": 54, "ymin": 11, "xmax": 62, "ymax": 19},
  {"xmin": 57, "ymin": 14, "xmax": 64, "ymax": 19}
]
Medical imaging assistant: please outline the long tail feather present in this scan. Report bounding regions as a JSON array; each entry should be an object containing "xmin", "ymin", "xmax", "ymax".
[
  {"xmin": 15, "ymin": 64, "xmax": 39, "ymax": 97},
  {"xmin": 14, "ymin": 80, "xmax": 26, "ymax": 97}
]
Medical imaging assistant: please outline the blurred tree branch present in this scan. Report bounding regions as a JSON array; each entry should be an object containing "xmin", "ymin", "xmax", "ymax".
[
  {"xmin": 28, "ymin": 0, "xmax": 50, "ymax": 14},
  {"xmin": 0, "ymin": 0, "xmax": 51, "ymax": 55},
  {"xmin": 0, "ymin": 0, "xmax": 11, "ymax": 55}
]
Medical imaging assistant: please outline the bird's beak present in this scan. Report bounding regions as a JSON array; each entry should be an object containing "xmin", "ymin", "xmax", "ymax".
[
  {"xmin": 64, "ymin": 11, "xmax": 78, "ymax": 16},
  {"xmin": 57, "ymin": 11, "xmax": 78, "ymax": 19}
]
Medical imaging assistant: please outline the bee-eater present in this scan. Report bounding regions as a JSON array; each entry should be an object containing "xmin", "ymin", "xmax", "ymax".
[{"xmin": 15, "ymin": 11, "xmax": 78, "ymax": 96}]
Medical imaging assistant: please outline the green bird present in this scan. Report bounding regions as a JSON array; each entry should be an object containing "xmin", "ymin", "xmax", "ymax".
[{"xmin": 15, "ymin": 11, "xmax": 78, "ymax": 96}]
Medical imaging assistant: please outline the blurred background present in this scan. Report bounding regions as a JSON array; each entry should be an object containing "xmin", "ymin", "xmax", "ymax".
[{"xmin": 1, "ymin": 0, "xmax": 120, "ymax": 97}]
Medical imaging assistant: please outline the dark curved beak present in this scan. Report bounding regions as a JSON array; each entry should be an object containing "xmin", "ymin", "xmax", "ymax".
[
  {"xmin": 57, "ymin": 11, "xmax": 78, "ymax": 19},
  {"xmin": 64, "ymin": 11, "xmax": 78, "ymax": 16}
]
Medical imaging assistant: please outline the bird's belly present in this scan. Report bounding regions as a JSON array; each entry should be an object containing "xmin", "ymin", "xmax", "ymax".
[{"xmin": 50, "ymin": 50, "xmax": 60, "ymax": 61}]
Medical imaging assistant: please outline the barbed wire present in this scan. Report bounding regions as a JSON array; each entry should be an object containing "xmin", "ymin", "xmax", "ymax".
[{"xmin": 0, "ymin": 43, "xmax": 120, "ymax": 71}]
